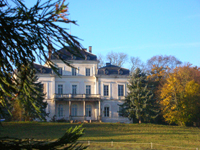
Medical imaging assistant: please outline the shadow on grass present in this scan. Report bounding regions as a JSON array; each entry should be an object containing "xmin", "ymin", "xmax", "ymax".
[{"xmin": 1, "ymin": 122, "xmax": 200, "ymax": 141}]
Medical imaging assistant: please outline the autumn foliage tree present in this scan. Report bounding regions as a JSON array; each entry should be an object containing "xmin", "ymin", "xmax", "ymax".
[
  {"xmin": 146, "ymin": 55, "xmax": 182, "ymax": 123},
  {"xmin": 147, "ymin": 55, "xmax": 182, "ymax": 89},
  {"xmin": 160, "ymin": 65, "xmax": 200, "ymax": 126}
]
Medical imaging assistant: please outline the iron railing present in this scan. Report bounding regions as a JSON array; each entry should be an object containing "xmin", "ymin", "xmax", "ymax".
[{"xmin": 54, "ymin": 94, "xmax": 100, "ymax": 99}]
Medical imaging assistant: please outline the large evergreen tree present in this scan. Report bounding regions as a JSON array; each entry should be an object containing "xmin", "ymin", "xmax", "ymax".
[
  {"xmin": 0, "ymin": 0, "xmax": 83, "ymax": 116},
  {"xmin": 11, "ymin": 64, "xmax": 47, "ymax": 121},
  {"xmin": 0, "ymin": 1, "xmax": 87, "ymax": 148},
  {"xmin": 119, "ymin": 68, "xmax": 158, "ymax": 123}
]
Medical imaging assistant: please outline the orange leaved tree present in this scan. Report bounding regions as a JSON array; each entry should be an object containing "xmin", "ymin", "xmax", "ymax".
[{"xmin": 160, "ymin": 65, "xmax": 200, "ymax": 126}]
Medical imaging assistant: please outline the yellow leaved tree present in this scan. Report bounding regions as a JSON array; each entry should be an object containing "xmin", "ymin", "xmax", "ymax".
[{"xmin": 160, "ymin": 65, "xmax": 200, "ymax": 126}]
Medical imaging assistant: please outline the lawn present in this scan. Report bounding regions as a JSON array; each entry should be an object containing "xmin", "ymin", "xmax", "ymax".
[{"xmin": 0, "ymin": 122, "xmax": 200, "ymax": 150}]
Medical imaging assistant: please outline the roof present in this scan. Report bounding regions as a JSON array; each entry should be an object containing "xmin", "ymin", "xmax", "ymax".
[
  {"xmin": 34, "ymin": 63, "xmax": 52, "ymax": 74},
  {"xmin": 50, "ymin": 47, "xmax": 97, "ymax": 61},
  {"xmin": 98, "ymin": 63, "xmax": 130, "ymax": 75}
]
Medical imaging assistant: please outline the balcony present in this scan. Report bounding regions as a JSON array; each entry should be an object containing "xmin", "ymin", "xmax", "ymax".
[{"xmin": 54, "ymin": 94, "xmax": 100, "ymax": 101}]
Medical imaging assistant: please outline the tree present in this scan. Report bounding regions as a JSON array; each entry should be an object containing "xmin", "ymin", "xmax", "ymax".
[
  {"xmin": 147, "ymin": 55, "xmax": 182, "ymax": 90},
  {"xmin": 97, "ymin": 51, "xmax": 128, "ymax": 68},
  {"xmin": 146, "ymin": 55, "xmax": 182, "ymax": 123},
  {"xmin": 0, "ymin": 0, "xmax": 83, "ymax": 116},
  {"xmin": 97, "ymin": 53, "xmax": 105, "ymax": 68},
  {"xmin": 129, "ymin": 56, "xmax": 145, "ymax": 74},
  {"xmin": 106, "ymin": 51, "xmax": 128, "ymax": 67},
  {"xmin": 147, "ymin": 55, "xmax": 182, "ymax": 71},
  {"xmin": 11, "ymin": 64, "xmax": 47, "ymax": 121},
  {"xmin": 0, "ymin": 1, "xmax": 86, "ymax": 148},
  {"xmin": 160, "ymin": 65, "xmax": 200, "ymax": 126},
  {"xmin": 119, "ymin": 68, "xmax": 159, "ymax": 123}
]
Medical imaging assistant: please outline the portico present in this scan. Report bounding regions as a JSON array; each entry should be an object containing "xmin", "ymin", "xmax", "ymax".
[{"xmin": 55, "ymin": 94, "xmax": 101, "ymax": 121}]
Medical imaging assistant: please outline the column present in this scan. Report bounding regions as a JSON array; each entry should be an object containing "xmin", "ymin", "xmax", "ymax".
[
  {"xmin": 110, "ymin": 83, "xmax": 112, "ymax": 99},
  {"xmin": 47, "ymin": 82, "xmax": 49, "ymax": 99},
  {"xmin": 98, "ymin": 100, "xmax": 101, "ymax": 120},
  {"xmin": 51, "ymin": 76, "xmax": 55, "ymax": 99},
  {"xmin": 50, "ymin": 100, "xmax": 56, "ymax": 121},
  {"xmin": 96, "ymin": 79, "xmax": 99, "ymax": 95},
  {"xmin": 69, "ymin": 101, "xmax": 71, "ymax": 119},
  {"xmin": 83, "ymin": 101, "xmax": 85, "ymax": 120},
  {"xmin": 94, "ymin": 82, "xmax": 96, "ymax": 95},
  {"xmin": 101, "ymin": 82, "xmax": 103, "ymax": 96}
]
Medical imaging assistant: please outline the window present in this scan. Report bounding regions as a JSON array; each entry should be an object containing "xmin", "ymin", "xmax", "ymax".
[
  {"xmin": 104, "ymin": 106, "xmax": 109, "ymax": 117},
  {"xmin": 58, "ymin": 67, "xmax": 62, "ymax": 75},
  {"xmin": 86, "ymin": 85, "xmax": 91, "ymax": 95},
  {"xmin": 86, "ymin": 68, "xmax": 90, "ymax": 76},
  {"xmin": 118, "ymin": 106, "xmax": 123, "ymax": 117},
  {"xmin": 58, "ymin": 104, "xmax": 63, "ymax": 117},
  {"xmin": 72, "ymin": 104, "xmax": 77, "ymax": 116},
  {"xmin": 104, "ymin": 85, "xmax": 109, "ymax": 96},
  {"xmin": 87, "ymin": 56, "xmax": 90, "ymax": 60},
  {"xmin": 105, "ymin": 69, "xmax": 109, "ymax": 74},
  {"xmin": 72, "ymin": 68, "xmax": 76, "ymax": 76},
  {"xmin": 58, "ymin": 85, "xmax": 63, "ymax": 94},
  {"xmin": 72, "ymin": 85, "xmax": 77, "ymax": 95},
  {"xmin": 86, "ymin": 105, "xmax": 92, "ymax": 117},
  {"xmin": 118, "ymin": 85, "xmax": 124, "ymax": 96},
  {"xmin": 73, "ymin": 55, "xmax": 76, "ymax": 59}
]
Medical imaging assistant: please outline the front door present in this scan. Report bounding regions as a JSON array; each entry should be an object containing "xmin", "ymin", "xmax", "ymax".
[{"xmin": 86, "ymin": 104, "xmax": 92, "ymax": 120}]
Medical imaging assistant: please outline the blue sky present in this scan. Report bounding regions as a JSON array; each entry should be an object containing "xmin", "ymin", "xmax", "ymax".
[{"xmin": 27, "ymin": 0, "xmax": 200, "ymax": 67}]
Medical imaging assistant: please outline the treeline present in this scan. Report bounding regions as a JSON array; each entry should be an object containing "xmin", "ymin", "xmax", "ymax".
[{"xmin": 100, "ymin": 52, "xmax": 200, "ymax": 126}]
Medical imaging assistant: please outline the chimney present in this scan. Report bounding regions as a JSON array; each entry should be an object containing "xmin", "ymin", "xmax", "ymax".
[
  {"xmin": 47, "ymin": 37, "xmax": 52, "ymax": 59},
  {"xmin": 89, "ymin": 46, "xmax": 92, "ymax": 53},
  {"xmin": 48, "ymin": 42, "xmax": 52, "ymax": 59},
  {"xmin": 106, "ymin": 62, "xmax": 111, "ymax": 66}
]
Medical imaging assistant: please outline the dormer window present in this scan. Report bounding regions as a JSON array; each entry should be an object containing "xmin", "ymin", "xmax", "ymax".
[
  {"xmin": 119, "ymin": 70, "xmax": 123, "ymax": 75},
  {"xmin": 85, "ymin": 55, "xmax": 90, "ymax": 60},
  {"xmin": 105, "ymin": 69, "xmax": 109, "ymax": 75},
  {"xmin": 40, "ymin": 68, "xmax": 46, "ymax": 73},
  {"xmin": 42, "ymin": 68, "xmax": 46, "ymax": 73}
]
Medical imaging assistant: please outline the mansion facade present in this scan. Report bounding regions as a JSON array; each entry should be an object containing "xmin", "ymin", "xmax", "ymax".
[{"xmin": 36, "ymin": 46, "xmax": 130, "ymax": 123}]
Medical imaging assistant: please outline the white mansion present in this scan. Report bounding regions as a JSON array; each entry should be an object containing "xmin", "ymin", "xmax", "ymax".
[{"xmin": 35, "ymin": 46, "xmax": 130, "ymax": 123}]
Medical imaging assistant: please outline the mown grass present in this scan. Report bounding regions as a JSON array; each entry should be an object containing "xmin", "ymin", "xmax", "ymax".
[{"xmin": 0, "ymin": 122, "xmax": 200, "ymax": 149}]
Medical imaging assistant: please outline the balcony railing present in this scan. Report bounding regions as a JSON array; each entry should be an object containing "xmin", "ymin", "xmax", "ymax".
[{"xmin": 54, "ymin": 94, "xmax": 100, "ymax": 99}]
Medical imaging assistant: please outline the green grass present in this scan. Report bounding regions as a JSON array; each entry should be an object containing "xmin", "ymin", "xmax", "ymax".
[{"xmin": 0, "ymin": 122, "xmax": 200, "ymax": 149}]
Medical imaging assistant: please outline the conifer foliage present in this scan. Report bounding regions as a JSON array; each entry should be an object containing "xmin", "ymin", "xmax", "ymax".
[
  {"xmin": 0, "ymin": 0, "xmax": 83, "ymax": 116},
  {"xmin": 120, "ymin": 68, "xmax": 158, "ymax": 123},
  {"xmin": 0, "ymin": 125, "xmax": 87, "ymax": 150},
  {"xmin": 12, "ymin": 64, "xmax": 47, "ymax": 121}
]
